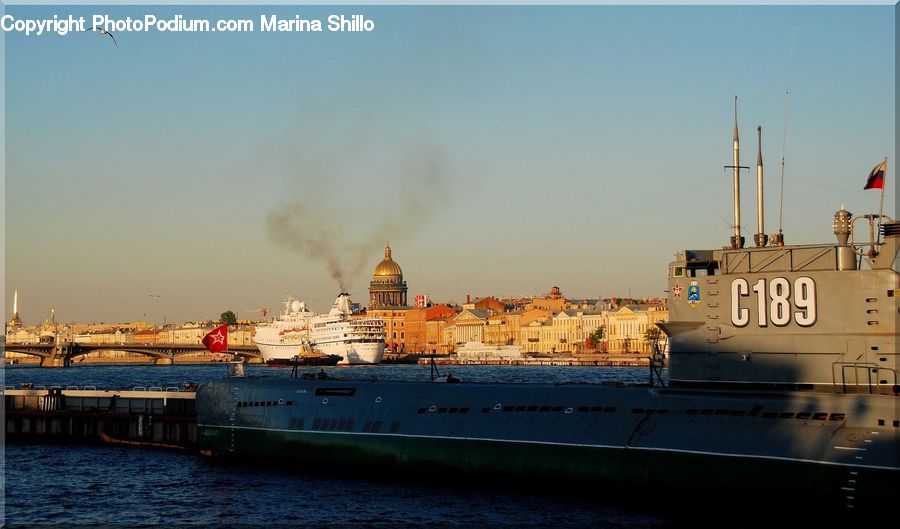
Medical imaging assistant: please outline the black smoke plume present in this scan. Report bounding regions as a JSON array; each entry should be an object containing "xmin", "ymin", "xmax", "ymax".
[{"xmin": 267, "ymin": 146, "xmax": 446, "ymax": 292}]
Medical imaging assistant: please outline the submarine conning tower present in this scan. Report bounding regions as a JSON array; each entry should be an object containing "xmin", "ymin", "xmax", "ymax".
[
  {"xmin": 660, "ymin": 112, "xmax": 898, "ymax": 394},
  {"xmin": 662, "ymin": 206, "xmax": 899, "ymax": 395}
]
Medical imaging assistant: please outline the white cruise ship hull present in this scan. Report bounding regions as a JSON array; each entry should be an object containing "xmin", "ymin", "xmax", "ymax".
[
  {"xmin": 254, "ymin": 338, "xmax": 384, "ymax": 365},
  {"xmin": 317, "ymin": 340, "xmax": 385, "ymax": 365},
  {"xmin": 253, "ymin": 340, "xmax": 306, "ymax": 363}
]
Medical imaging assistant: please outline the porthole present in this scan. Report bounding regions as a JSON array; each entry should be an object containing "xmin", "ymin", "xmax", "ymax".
[
  {"xmin": 564, "ymin": 407, "xmax": 573, "ymax": 414},
  {"xmin": 429, "ymin": 405, "xmax": 437, "ymax": 412},
  {"xmin": 494, "ymin": 404, "xmax": 502, "ymax": 410},
  {"xmin": 321, "ymin": 398, "xmax": 328, "ymax": 404},
  {"xmin": 375, "ymin": 396, "xmax": 382, "ymax": 403},
  {"xmin": 278, "ymin": 398, "xmax": 284, "ymax": 405}
]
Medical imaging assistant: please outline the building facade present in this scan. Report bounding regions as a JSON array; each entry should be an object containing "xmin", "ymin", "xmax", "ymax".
[
  {"xmin": 602, "ymin": 305, "xmax": 669, "ymax": 354},
  {"xmin": 527, "ymin": 286, "xmax": 567, "ymax": 313}
]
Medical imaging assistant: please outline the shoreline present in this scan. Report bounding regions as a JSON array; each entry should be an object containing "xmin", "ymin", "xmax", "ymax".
[
  {"xmin": 3, "ymin": 355, "xmax": 232, "ymax": 366},
  {"xmin": 419, "ymin": 358, "xmax": 650, "ymax": 367},
  {"xmin": 4, "ymin": 358, "xmax": 650, "ymax": 367}
]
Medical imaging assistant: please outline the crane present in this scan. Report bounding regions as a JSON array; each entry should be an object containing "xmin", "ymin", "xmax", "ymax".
[{"xmin": 246, "ymin": 308, "xmax": 270, "ymax": 321}]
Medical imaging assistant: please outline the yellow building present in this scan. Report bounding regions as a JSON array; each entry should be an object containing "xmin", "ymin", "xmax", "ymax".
[
  {"xmin": 527, "ymin": 286, "xmax": 567, "ymax": 313},
  {"xmin": 507, "ymin": 304, "xmax": 669, "ymax": 357},
  {"xmin": 602, "ymin": 305, "xmax": 669, "ymax": 354},
  {"xmin": 365, "ymin": 307, "xmax": 409, "ymax": 352},
  {"xmin": 550, "ymin": 310, "xmax": 581, "ymax": 354},
  {"xmin": 450, "ymin": 309, "xmax": 489, "ymax": 346},
  {"xmin": 483, "ymin": 313, "xmax": 519, "ymax": 346},
  {"xmin": 519, "ymin": 308, "xmax": 550, "ymax": 326},
  {"xmin": 6, "ymin": 326, "xmax": 39, "ymax": 344},
  {"xmin": 425, "ymin": 318, "xmax": 451, "ymax": 354},
  {"xmin": 172, "ymin": 323, "xmax": 207, "ymax": 344},
  {"xmin": 519, "ymin": 319, "xmax": 549, "ymax": 354},
  {"xmin": 441, "ymin": 324, "xmax": 457, "ymax": 353}
]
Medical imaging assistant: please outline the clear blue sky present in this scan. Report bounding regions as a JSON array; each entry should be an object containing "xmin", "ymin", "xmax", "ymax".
[{"xmin": 4, "ymin": 3, "xmax": 895, "ymax": 324}]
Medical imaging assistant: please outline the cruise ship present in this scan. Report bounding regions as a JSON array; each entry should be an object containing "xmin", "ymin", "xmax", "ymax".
[
  {"xmin": 252, "ymin": 296, "xmax": 316, "ymax": 363},
  {"xmin": 253, "ymin": 294, "xmax": 386, "ymax": 365},
  {"xmin": 309, "ymin": 293, "xmax": 386, "ymax": 365}
]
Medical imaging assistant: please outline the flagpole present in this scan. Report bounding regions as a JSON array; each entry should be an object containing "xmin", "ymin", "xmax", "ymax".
[{"xmin": 877, "ymin": 157, "xmax": 887, "ymax": 246}]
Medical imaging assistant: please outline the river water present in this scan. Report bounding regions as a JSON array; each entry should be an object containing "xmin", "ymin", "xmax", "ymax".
[{"xmin": 3, "ymin": 363, "xmax": 677, "ymax": 528}]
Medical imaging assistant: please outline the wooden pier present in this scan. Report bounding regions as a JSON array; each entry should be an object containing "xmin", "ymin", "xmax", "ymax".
[{"xmin": 4, "ymin": 385, "xmax": 197, "ymax": 449}]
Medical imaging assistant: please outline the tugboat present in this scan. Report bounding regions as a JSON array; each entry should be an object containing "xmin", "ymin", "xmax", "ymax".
[{"xmin": 197, "ymin": 105, "xmax": 897, "ymax": 514}]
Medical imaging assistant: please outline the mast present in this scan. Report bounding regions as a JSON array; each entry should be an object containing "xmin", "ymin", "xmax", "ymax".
[
  {"xmin": 877, "ymin": 157, "xmax": 887, "ymax": 247},
  {"xmin": 754, "ymin": 126, "xmax": 768, "ymax": 247},
  {"xmin": 725, "ymin": 96, "xmax": 748, "ymax": 249}
]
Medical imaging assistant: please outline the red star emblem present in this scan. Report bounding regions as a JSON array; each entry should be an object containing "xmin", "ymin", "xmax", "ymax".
[
  {"xmin": 672, "ymin": 282, "xmax": 683, "ymax": 299},
  {"xmin": 210, "ymin": 331, "xmax": 226, "ymax": 345}
]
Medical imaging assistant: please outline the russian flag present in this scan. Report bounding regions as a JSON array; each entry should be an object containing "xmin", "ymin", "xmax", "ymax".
[{"xmin": 864, "ymin": 160, "xmax": 886, "ymax": 190}]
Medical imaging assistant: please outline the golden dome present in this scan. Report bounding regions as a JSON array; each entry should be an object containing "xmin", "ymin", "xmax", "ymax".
[{"xmin": 373, "ymin": 244, "xmax": 403, "ymax": 277}]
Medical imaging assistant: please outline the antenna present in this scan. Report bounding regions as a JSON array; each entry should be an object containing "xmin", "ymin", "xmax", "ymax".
[
  {"xmin": 773, "ymin": 90, "xmax": 789, "ymax": 247},
  {"xmin": 773, "ymin": 26, "xmax": 796, "ymax": 248}
]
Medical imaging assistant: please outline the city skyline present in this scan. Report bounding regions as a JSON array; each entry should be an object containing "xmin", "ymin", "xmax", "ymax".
[{"xmin": 5, "ymin": 3, "xmax": 896, "ymax": 323}]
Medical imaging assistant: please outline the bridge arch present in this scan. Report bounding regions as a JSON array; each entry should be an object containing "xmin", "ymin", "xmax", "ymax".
[
  {"xmin": 3, "ymin": 346, "xmax": 53, "ymax": 360},
  {"xmin": 3, "ymin": 342, "xmax": 261, "ymax": 365}
]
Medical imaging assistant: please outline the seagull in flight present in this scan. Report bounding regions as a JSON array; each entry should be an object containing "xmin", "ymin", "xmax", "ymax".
[{"xmin": 88, "ymin": 25, "xmax": 118, "ymax": 48}]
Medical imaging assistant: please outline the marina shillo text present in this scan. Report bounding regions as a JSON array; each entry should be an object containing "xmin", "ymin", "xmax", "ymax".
[{"xmin": 1, "ymin": 14, "xmax": 375, "ymax": 36}]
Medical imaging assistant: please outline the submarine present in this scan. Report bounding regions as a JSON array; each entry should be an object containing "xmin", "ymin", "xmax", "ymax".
[{"xmin": 196, "ymin": 104, "xmax": 898, "ymax": 512}]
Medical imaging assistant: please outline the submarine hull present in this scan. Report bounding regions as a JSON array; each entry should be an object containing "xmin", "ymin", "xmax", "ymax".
[{"xmin": 197, "ymin": 377, "xmax": 898, "ymax": 509}]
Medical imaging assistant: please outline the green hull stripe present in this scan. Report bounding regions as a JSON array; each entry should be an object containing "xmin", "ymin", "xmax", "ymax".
[{"xmin": 198, "ymin": 423, "xmax": 898, "ymax": 472}]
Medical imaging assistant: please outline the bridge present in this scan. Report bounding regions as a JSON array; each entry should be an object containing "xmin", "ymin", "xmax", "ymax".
[{"xmin": 2, "ymin": 342, "xmax": 262, "ymax": 367}]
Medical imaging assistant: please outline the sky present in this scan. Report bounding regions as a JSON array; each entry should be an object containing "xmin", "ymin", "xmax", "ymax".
[{"xmin": 3, "ymin": 2, "xmax": 896, "ymax": 325}]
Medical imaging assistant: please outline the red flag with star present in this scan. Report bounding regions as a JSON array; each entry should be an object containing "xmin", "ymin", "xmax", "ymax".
[{"xmin": 202, "ymin": 324, "xmax": 228, "ymax": 353}]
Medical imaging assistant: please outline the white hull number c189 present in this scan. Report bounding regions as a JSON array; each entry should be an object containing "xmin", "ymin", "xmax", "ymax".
[{"xmin": 730, "ymin": 277, "xmax": 817, "ymax": 328}]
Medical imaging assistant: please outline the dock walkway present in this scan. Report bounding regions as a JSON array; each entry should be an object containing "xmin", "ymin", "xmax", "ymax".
[{"xmin": 4, "ymin": 386, "xmax": 197, "ymax": 449}]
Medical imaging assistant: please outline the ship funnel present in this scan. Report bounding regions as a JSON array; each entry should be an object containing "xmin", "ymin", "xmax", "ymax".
[
  {"xmin": 754, "ymin": 126, "xmax": 768, "ymax": 247},
  {"xmin": 330, "ymin": 293, "xmax": 353, "ymax": 316},
  {"xmin": 833, "ymin": 206, "xmax": 856, "ymax": 270}
]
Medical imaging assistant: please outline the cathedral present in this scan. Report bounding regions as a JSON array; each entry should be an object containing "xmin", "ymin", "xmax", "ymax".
[{"xmin": 369, "ymin": 244, "xmax": 408, "ymax": 308}]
